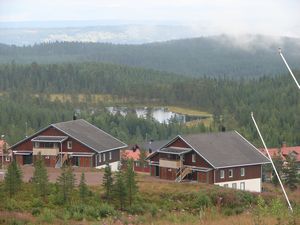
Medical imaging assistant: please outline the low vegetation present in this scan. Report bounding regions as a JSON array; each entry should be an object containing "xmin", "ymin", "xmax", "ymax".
[{"xmin": 0, "ymin": 161, "xmax": 299, "ymax": 225}]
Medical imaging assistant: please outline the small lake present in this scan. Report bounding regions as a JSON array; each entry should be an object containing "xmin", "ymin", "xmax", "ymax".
[{"xmin": 106, "ymin": 107, "xmax": 208, "ymax": 124}]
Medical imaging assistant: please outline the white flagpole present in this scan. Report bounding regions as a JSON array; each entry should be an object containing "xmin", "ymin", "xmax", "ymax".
[
  {"xmin": 251, "ymin": 112, "xmax": 293, "ymax": 212},
  {"xmin": 278, "ymin": 48, "xmax": 300, "ymax": 90}
]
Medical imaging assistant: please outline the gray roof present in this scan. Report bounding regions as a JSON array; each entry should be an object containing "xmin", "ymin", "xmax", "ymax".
[
  {"xmin": 179, "ymin": 131, "xmax": 270, "ymax": 168},
  {"xmin": 52, "ymin": 119, "xmax": 127, "ymax": 153},
  {"xmin": 31, "ymin": 136, "xmax": 68, "ymax": 143},
  {"xmin": 159, "ymin": 147, "xmax": 192, "ymax": 155},
  {"xmin": 140, "ymin": 139, "xmax": 169, "ymax": 152}
]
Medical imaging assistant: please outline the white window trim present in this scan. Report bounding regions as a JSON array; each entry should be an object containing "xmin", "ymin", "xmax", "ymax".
[
  {"xmin": 67, "ymin": 141, "xmax": 72, "ymax": 149},
  {"xmin": 34, "ymin": 142, "xmax": 40, "ymax": 148},
  {"xmin": 240, "ymin": 182, "xmax": 245, "ymax": 190},
  {"xmin": 220, "ymin": 169, "xmax": 225, "ymax": 179},
  {"xmin": 5, "ymin": 156, "xmax": 10, "ymax": 162},
  {"xmin": 232, "ymin": 183, "xmax": 237, "ymax": 189},
  {"xmin": 103, "ymin": 153, "xmax": 106, "ymax": 162},
  {"xmin": 192, "ymin": 153, "xmax": 196, "ymax": 163},
  {"xmin": 99, "ymin": 154, "xmax": 101, "ymax": 163},
  {"xmin": 109, "ymin": 151, "xmax": 112, "ymax": 160},
  {"xmin": 241, "ymin": 167, "xmax": 245, "ymax": 177},
  {"xmin": 228, "ymin": 169, "xmax": 233, "ymax": 178}
]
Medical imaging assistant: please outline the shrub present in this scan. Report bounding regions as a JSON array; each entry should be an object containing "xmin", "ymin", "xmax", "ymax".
[
  {"xmin": 97, "ymin": 203, "xmax": 116, "ymax": 218},
  {"xmin": 31, "ymin": 207, "xmax": 41, "ymax": 216},
  {"xmin": 38, "ymin": 208, "xmax": 55, "ymax": 223},
  {"xmin": 149, "ymin": 204, "xmax": 159, "ymax": 217},
  {"xmin": 193, "ymin": 192, "xmax": 212, "ymax": 209}
]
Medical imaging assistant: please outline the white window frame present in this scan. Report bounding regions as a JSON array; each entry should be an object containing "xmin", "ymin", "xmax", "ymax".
[
  {"xmin": 241, "ymin": 167, "xmax": 245, "ymax": 177},
  {"xmin": 109, "ymin": 151, "xmax": 112, "ymax": 160},
  {"xmin": 232, "ymin": 183, "xmax": 237, "ymax": 189},
  {"xmin": 228, "ymin": 169, "xmax": 233, "ymax": 178},
  {"xmin": 103, "ymin": 153, "xmax": 106, "ymax": 162},
  {"xmin": 34, "ymin": 142, "xmax": 40, "ymax": 148},
  {"xmin": 240, "ymin": 182, "xmax": 245, "ymax": 190},
  {"xmin": 5, "ymin": 156, "xmax": 10, "ymax": 162},
  {"xmin": 98, "ymin": 154, "xmax": 101, "ymax": 163},
  {"xmin": 67, "ymin": 141, "xmax": 72, "ymax": 149},
  {"xmin": 192, "ymin": 153, "xmax": 196, "ymax": 163},
  {"xmin": 220, "ymin": 169, "xmax": 225, "ymax": 179}
]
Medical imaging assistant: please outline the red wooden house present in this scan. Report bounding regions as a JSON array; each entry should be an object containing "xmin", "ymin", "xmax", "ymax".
[
  {"xmin": 10, "ymin": 119, "xmax": 127, "ymax": 170},
  {"xmin": 147, "ymin": 131, "xmax": 270, "ymax": 192}
]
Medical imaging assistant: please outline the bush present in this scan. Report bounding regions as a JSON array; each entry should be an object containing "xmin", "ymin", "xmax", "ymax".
[
  {"xmin": 38, "ymin": 208, "xmax": 55, "ymax": 223},
  {"xmin": 31, "ymin": 198, "xmax": 44, "ymax": 208},
  {"xmin": 31, "ymin": 207, "xmax": 41, "ymax": 216},
  {"xmin": 149, "ymin": 204, "xmax": 159, "ymax": 217},
  {"xmin": 193, "ymin": 192, "xmax": 212, "ymax": 209},
  {"xmin": 97, "ymin": 203, "xmax": 116, "ymax": 218}
]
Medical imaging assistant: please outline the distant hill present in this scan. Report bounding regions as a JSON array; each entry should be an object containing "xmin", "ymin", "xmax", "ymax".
[{"xmin": 1, "ymin": 35, "xmax": 299, "ymax": 78}]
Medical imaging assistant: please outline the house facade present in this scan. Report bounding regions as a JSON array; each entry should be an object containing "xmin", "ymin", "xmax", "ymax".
[
  {"xmin": 147, "ymin": 131, "xmax": 270, "ymax": 192},
  {"xmin": 10, "ymin": 119, "xmax": 127, "ymax": 171}
]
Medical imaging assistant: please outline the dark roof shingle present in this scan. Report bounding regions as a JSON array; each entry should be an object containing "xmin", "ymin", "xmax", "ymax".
[
  {"xmin": 180, "ymin": 131, "xmax": 270, "ymax": 168},
  {"xmin": 53, "ymin": 119, "xmax": 127, "ymax": 153}
]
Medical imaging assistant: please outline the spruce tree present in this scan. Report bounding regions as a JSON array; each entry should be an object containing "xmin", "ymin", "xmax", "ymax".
[
  {"xmin": 4, "ymin": 160, "xmax": 22, "ymax": 197},
  {"xmin": 32, "ymin": 152, "xmax": 49, "ymax": 199},
  {"xmin": 79, "ymin": 172, "xmax": 88, "ymax": 202},
  {"xmin": 282, "ymin": 154, "xmax": 298, "ymax": 191},
  {"xmin": 114, "ymin": 170, "xmax": 126, "ymax": 210},
  {"xmin": 102, "ymin": 163, "xmax": 113, "ymax": 202},
  {"xmin": 57, "ymin": 165, "xmax": 76, "ymax": 203},
  {"xmin": 125, "ymin": 159, "xmax": 138, "ymax": 207}
]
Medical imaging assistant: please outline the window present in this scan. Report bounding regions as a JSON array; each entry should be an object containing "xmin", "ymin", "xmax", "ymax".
[
  {"xmin": 103, "ymin": 153, "xmax": 106, "ymax": 162},
  {"xmin": 34, "ymin": 142, "xmax": 40, "ymax": 148},
  {"xmin": 5, "ymin": 156, "xmax": 10, "ymax": 162},
  {"xmin": 98, "ymin": 154, "xmax": 101, "ymax": 163},
  {"xmin": 228, "ymin": 169, "xmax": 233, "ymax": 178},
  {"xmin": 67, "ymin": 141, "xmax": 72, "ymax": 149},
  {"xmin": 241, "ymin": 168, "xmax": 245, "ymax": 177},
  {"xmin": 45, "ymin": 156, "xmax": 50, "ymax": 159},
  {"xmin": 240, "ymin": 182, "xmax": 245, "ymax": 190},
  {"xmin": 220, "ymin": 170, "xmax": 225, "ymax": 179},
  {"xmin": 232, "ymin": 183, "xmax": 237, "ymax": 189},
  {"xmin": 54, "ymin": 143, "xmax": 58, "ymax": 148},
  {"xmin": 109, "ymin": 151, "xmax": 112, "ymax": 160},
  {"xmin": 224, "ymin": 184, "xmax": 229, "ymax": 188},
  {"xmin": 192, "ymin": 153, "xmax": 196, "ymax": 163}
]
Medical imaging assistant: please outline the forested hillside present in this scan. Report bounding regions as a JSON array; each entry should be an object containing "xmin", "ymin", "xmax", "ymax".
[
  {"xmin": 1, "ymin": 35, "xmax": 300, "ymax": 78},
  {"xmin": 0, "ymin": 62, "xmax": 300, "ymax": 147}
]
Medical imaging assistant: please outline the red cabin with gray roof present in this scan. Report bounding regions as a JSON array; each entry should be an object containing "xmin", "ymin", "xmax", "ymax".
[
  {"xmin": 10, "ymin": 119, "xmax": 127, "ymax": 170},
  {"xmin": 146, "ymin": 131, "xmax": 270, "ymax": 192}
]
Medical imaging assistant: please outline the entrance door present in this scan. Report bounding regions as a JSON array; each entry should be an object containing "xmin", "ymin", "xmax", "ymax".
[
  {"xmin": 23, "ymin": 155, "xmax": 32, "ymax": 164},
  {"xmin": 74, "ymin": 157, "xmax": 80, "ymax": 166},
  {"xmin": 155, "ymin": 166, "xmax": 160, "ymax": 176}
]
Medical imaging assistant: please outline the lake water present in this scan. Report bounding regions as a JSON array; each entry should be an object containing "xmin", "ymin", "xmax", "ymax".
[{"xmin": 106, "ymin": 107, "xmax": 207, "ymax": 124}]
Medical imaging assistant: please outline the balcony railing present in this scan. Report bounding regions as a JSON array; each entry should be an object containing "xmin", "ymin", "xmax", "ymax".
[
  {"xmin": 33, "ymin": 147, "xmax": 59, "ymax": 156},
  {"xmin": 159, "ymin": 159, "xmax": 182, "ymax": 168}
]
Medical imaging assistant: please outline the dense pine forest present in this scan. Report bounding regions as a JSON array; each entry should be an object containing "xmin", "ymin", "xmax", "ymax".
[
  {"xmin": 1, "ymin": 35, "xmax": 300, "ymax": 78},
  {"xmin": 0, "ymin": 61, "xmax": 300, "ymax": 147}
]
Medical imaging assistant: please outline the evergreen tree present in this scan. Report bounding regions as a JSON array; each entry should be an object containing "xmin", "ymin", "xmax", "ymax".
[
  {"xmin": 57, "ymin": 165, "xmax": 76, "ymax": 203},
  {"xmin": 282, "ymin": 154, "xmax": 298, "ymax": 191},
  {"xmin": 4, "ymin": 160, "xmax": 22, "ymax": 197},
  {"xmin": 102, "ymin": 163, "xmax": 113, "ymax": 202},
  {"xmin": 32, "ymin": 152, "xmax": 49, "ymax": 199},
  {"xmin": 114, "ymin": 170, "xmax": 126, "ymax": 210},
  {"xmin": 79, "ymin": 172, "xmax": 88, "ymax": 202},
  {"xmin": 271, "ymin": 154, "xmax": 284, "ymax": 186},
  {"xmin": 139, "ymin": 149, "xmax": 147, "ymax": 168},
  {"xmin": 125, "ymin": 159, "xmax": 138, "ymax": 207}
]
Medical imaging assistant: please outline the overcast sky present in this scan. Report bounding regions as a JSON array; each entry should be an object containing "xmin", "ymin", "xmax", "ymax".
[{"xmin": 0, "ymin": 0, "xmax": 299, "ymax": 37}]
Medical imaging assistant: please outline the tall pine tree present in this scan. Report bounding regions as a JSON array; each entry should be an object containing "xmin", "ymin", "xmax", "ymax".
[
  {"xmin": 282, "ymin": 154, "xmax": 298, "ymax": 191},
  {"xmin": 125, "ymin": 159, "xmax": 138, "ymax": 207},
  {"xmin": 4, "ymin": 160, "xmax": 22, "ymax": 197},
  {"xmin": 32, "ymin": 152, "xmax": 49, "ymax": 199},
  {"xmin": 114, "ymin": 170, "xmax": 126, "ymax": 210},
  {"xmin": 79, "ymin": 172, "xmax": 88, "ymax": 202},
  {"xmin": 102, "ymin": 163, "xmax": 113, "ymax": 202},
  {"xmin": 57, "ymin": 165, "xmax": 76, "ymax": 203}
]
